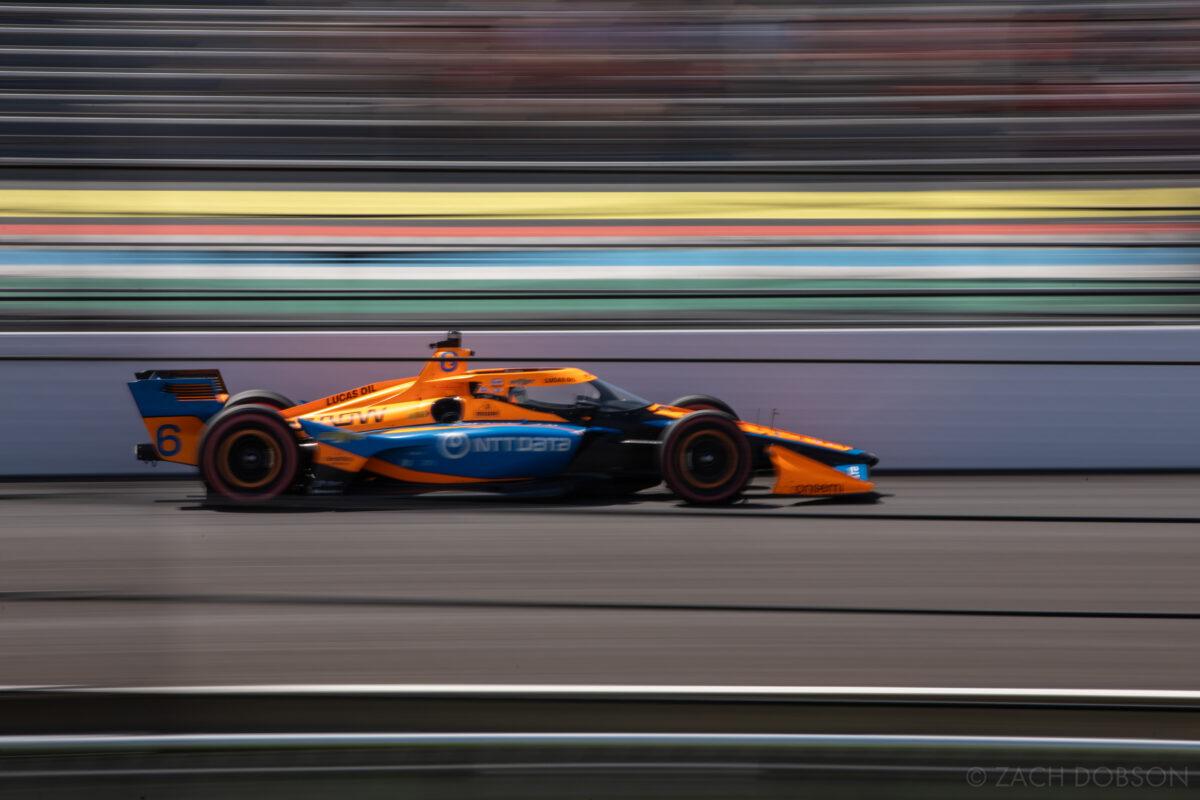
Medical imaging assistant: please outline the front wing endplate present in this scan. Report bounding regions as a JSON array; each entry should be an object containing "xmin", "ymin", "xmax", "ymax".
[{"xmin": 767, "ymin": 445, "xmax": 875, "ymax": 496}]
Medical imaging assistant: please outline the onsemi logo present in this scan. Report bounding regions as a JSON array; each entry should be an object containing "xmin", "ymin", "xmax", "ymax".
[
  {"xmin": 437, "ymin": 432, "xmax": 471, "ymax": 459},
  {"xmin": 437, "ymin": 433, "xmax": 571, "ymax": 460}
]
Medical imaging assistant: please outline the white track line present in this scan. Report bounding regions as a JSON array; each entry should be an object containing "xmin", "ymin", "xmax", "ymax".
[
  {"xmin": 1, "ymin": 732, "xmax": 1199, "ymax": 749},
  {"xmin": 9, "ymin": 684, "xmax": 1199, "ymax": 701}
]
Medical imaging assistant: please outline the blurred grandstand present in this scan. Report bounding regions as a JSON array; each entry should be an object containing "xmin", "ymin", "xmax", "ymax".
[{"xmin": 2, "ymin": 0, "xmax": 1199, "ymax": 171}]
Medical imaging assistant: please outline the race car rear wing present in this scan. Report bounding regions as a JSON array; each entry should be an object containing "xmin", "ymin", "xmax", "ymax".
[
  {"xmin": 128, "ymin": 369, "xmax": 230, "ymax": 465},
  {"xmin": 132, "ymin": 368, "xmax": 228, "ymax": 395}
]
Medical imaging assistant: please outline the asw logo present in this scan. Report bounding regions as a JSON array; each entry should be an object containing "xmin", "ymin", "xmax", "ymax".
[
  {"xmin": 317, "ymin": 408, "xmax": 385, "ymax": 427},
  {"xmin": 437, "ymin": 433, "xmax": 571, "ymax": 459}
]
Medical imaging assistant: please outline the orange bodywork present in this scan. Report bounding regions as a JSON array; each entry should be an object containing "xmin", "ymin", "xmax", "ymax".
[
  {"xmin": 138, "ymin": 414, "xmax": 208, "ymax": 465},
  {"xmin": 310, "ymin": 442, "xmax": 369, "ymax": 473},
  {"xmin": 291, "ymin": 353, "xmax": 595, "ymax": 435},
  {"xmin": 767, "ymin": 445, "xmax": 875, "ymax": 496},
  {"xmin": 740, "ymin": 422, "xmax": 856, "ymax": 452}
]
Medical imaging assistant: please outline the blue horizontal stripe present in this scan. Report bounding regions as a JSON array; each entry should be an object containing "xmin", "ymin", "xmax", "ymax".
[{"xmin": 5, "ymin": 248, "xmax": 1200, "ymax": 268}]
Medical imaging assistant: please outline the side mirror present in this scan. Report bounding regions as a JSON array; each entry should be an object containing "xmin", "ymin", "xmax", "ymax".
[{"xmin": 431, "ymin": 397, "xmax": 463, "ymax": 424}]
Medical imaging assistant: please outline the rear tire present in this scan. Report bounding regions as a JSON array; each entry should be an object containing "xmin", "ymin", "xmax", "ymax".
[
  {"xmin": 668, "ymin": 394, "xmax": 738, "ymax": 419},
  {"xmin": 224, "ymin": 389, "xmax": 296, "ymax": 411},
  {"xmin": 198, "ymin": 405, "xmax": 300, "ymax": 503},
  {"xmin": 658, "ymin": 410, "xmax": 751, "ymax": 505}
]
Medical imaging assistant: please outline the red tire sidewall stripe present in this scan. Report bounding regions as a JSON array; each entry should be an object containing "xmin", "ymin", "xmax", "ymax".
[{"xmin": 200, "ymin": 410, "xmax": 298, "ymax": 501}]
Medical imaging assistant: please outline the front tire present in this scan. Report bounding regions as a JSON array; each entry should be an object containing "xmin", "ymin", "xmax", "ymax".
[
  {"xmin": 658, "ymin": 410, "xmax": 751, "ymax": 505},
  {"xmin": 668, "ymin": 394, "xmax": 738, "ymax": 419},
  {"xmin": 198, "ymin": 405, "xmax": 300, "ymax": 503}
]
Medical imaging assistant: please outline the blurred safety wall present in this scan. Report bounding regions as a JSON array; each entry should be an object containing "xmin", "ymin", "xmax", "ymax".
[
  {"xmin": 3, "ymin": 0, "xmax": 1199, "ymax": 169},
  {"xmin": 6, "ymin": 328, "xmax": 1200, "ymax": 475}
]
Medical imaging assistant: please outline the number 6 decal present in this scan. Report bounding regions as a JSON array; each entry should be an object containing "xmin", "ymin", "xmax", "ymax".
[{"xmin": 156, "ymin": 424, "xmax": 182, "ymax": 456}]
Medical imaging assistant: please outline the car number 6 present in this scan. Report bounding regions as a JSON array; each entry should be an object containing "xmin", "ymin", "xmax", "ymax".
[{"xmin": 156, "ymin": 424, "xmax": 182, "ymax": 456}]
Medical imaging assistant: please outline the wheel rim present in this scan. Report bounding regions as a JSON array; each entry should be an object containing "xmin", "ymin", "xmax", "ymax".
[
  {"xmin": 215, "ymin": 429, "xmax": 283, "ymax": 489},
  {"xmin": 676, "ymin": 429, "xmax": 738, "ymax": 489}
]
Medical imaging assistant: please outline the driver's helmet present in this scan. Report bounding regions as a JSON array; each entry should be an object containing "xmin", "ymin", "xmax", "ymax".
[{"xmin": 507, "ymin": 386, "xmax": 527, "ymax": 404}]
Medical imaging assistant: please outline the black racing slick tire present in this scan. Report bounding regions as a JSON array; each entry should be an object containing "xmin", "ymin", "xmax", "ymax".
[
  {"xmin": 224, "ymin": 389, "xmax": 296, "ymax": 411},
  {"xmin": 668, "ymin": 394, "xmax": 738, "ymax": 419},
  {"xmin": 198, "ymin": 405, "xmax": 301, "ymax": 504},
  {"xmin": 658, "ymin": 410, "xmax": 752, "ymax": 505}
]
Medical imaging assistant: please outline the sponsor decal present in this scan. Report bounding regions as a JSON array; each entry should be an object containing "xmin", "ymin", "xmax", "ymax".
[
  {"xmin": 407, "ymin": 409, "xmax": 428, "ymax": 419},
  {"xmin": 438, "ymin": 351, "xmax": 458, "ymax": 372},
  {"xmin": 324, "ymin": 384, "xmax": 377, "ymax": 407},
  {"xmin": 490, "ymin": 378, "xmax": 504, "ymax": 386},
  {"xmin": 792, "ymin": 483, "xmax": 845, "ymax": 494},
  {"xmin": 543, "ymin": 376, "xmax": 572, "ymax": 384},
  {"xmin": 437, "ymin": 432, "xmax": 472, "ymax": 459},
  {"xmin": 511, "ymin": 378, "xmax": 535, "ymax": 386},
  {"xmin": 316, "ymin": 429, "xmax": 362, "ymax": 443},
  {"xmin": 155, "ymin": 424, "xmax": 182, "ymax": 456},
  {"xmin": 474, "ymin": 436, "xmax": 572, "ymax": 454},
  {"xmin": 316, "ymin": 408, "xmax": 386, "ymax": 427},
  {"xmin": 437, "ymin": 432, "xmax": 571, "ymax": 459}
]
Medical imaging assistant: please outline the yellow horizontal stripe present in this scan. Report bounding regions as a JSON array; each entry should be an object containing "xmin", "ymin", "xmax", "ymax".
[{"xmin": 1, "ymin": 188, "xmax": 1198, "ymax": 219}]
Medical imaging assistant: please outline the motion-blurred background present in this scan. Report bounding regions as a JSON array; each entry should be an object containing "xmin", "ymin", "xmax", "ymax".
[
  {"xmin": 1, "ymin": 0, "xmax": 1199, "ymax": 332},
  {"xmin": 4, "ymin": 5, "xmax": 1200, "ymax": 796},
  {"xmin": 3, "ymin": 0, "xmax": 1200, "ymax": 167}
]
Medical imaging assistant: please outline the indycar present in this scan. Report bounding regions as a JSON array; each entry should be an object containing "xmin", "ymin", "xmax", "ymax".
[{"xmin": 128, "ymin": 332, "xmax": 878, "ymax": 505}]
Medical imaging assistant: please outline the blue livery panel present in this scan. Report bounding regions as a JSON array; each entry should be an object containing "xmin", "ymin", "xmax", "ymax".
[
  {"xmin": 127, "ymin": 376, "xmax": 225, "ymax": 420},
  {"xmin": 384, "ymin": 425, "xmax": 583, "ymax": 479},
  {"xmin": 834, "ymin": 464, "xmax": 870, "ymax": 481},
  {"xmin": 301, "ymin": 420, "xmax": 586, "ymax": 480}
]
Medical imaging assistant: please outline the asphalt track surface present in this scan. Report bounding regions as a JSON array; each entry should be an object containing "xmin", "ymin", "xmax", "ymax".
[{"xmin": 2, "ymin": 474, "xmax": 1199, "ymax": 690}]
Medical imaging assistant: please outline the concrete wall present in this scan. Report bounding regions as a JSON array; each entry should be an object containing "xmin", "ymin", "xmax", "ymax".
[{"xmin": 3, "ymin": 327, "xmax": 1198, "ymax": 475}]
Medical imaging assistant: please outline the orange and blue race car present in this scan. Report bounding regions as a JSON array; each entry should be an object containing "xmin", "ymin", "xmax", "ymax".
[{"xmin": 128, "ymin": 331, "xmax": 878, "ymax": 505}]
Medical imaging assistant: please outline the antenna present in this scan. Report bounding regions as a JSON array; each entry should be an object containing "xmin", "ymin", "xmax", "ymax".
[{"xmin": 430, "ymin": 330, "xmax": 463, "ymax": 350}]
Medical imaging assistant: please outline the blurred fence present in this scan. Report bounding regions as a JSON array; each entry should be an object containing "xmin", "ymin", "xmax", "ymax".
[{"xmin": 2, "ymin": 1, "xmax": 1199, "ymax": 170}]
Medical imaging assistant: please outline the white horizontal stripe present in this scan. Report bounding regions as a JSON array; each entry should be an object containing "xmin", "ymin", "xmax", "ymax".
[
  {"xmin": 3, "ymin": 155, "xmax": 1198, "ymax": 169},
  {"xmin": 1, "ymin": 732, "xmax": 1199, "ymax": 750},
  {"xmin": 1, "ymin": 264, "xmax": 1194, "ymax": 281},
  {"xmin": 35, "ymin": 684, "xmax": 1200, "ymax": 701}
]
